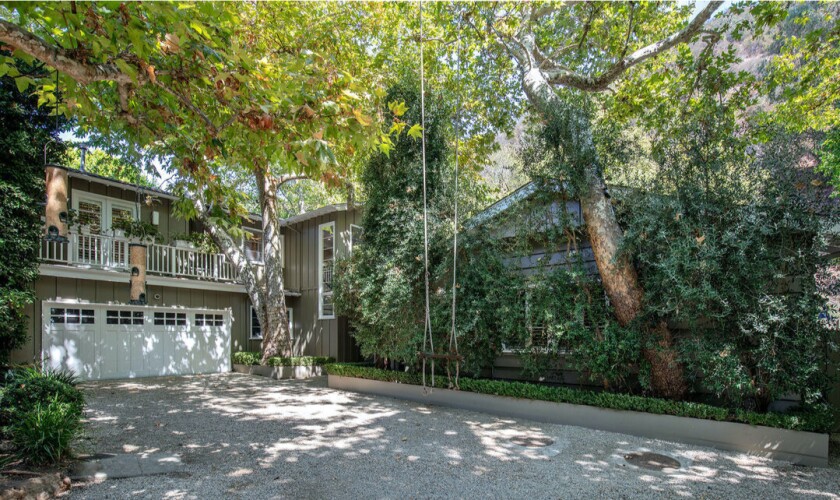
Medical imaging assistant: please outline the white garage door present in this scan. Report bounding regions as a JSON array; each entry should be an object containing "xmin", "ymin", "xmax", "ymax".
[{"xmin": 42, "ymin": 302, "xmax": 231, "ymax": 381}]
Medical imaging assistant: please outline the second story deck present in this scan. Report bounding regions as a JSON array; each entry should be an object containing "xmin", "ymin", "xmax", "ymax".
[{"xmin": 40, "ymin": 231, "xmax": 263, "ymax": 284}]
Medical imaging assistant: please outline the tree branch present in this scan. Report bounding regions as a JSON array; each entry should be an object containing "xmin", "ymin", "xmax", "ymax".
[
  {"xmin": 0, "ymin": 20, "xmax": 144, "ymax": 85},
  {"xmin": 539, "ymin": 1, "xmax": 723, "ymax": 91}
]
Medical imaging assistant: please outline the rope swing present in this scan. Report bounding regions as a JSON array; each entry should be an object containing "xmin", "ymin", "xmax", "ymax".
[{"xmin": 418, "ymin": 1, "xmax": 462, "ymax": 391}]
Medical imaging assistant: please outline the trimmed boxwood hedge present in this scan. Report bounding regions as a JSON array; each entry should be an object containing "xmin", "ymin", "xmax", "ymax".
[
  {"xmin": 324, "ymin": 363, "xmax": 834, "ymax": 433},
  {"xmin": 232, "ymin": 351, "xmax": 335, "ymax": 367}
]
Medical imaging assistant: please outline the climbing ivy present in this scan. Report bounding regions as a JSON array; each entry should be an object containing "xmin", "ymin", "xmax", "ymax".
[{"xmin": 0, "ymin": 59, "xmax": 69, "ymax": 363}]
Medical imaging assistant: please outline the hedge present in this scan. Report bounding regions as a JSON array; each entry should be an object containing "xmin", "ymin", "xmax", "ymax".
[
  {"xmin": 323, "ymin": 363, "xmax": 834, "ymax": 433},
  {"xmin": 232, "ymin": 351, "xmax": 335, "ymax": 367}
]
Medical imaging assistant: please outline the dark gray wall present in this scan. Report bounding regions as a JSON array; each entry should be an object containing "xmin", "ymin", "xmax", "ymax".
[{"xmin": 283, "ymin": 207, "xmax": 362, "ymax": 361}]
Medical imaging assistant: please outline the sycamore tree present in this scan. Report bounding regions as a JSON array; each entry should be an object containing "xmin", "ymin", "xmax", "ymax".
[
  {"xmin": 420, "ymin": 1, "xmax": 793, "ymax": 398},
  {"xmin": 0, "ymin": 2, "xmax": 395, "ymax": 362}
]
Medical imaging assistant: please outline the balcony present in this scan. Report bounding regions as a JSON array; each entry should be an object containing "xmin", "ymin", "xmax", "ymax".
[{"xmin": 40, "ymin": 232, "xmax": 248, "ymax": 283}]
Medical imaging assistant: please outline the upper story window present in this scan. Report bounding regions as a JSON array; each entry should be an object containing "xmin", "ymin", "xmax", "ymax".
[
  {"xmin": 243, "ymin": 230, "xmax": 264, "ymax": 263},
  {"xmin": 72, "ymin": 191, "xmax": 137, "ymax": 236},
  {"xmin": 318, "ymin": 221, "xmax": 335, "ymax": 319}
]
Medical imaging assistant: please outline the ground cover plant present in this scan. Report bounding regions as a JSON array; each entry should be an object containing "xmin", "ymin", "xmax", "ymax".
[
  {"xmin": 324, "ymin": 363, "xmax": 834, "ymax": 433},
  {"xmin": 0, "ymin": 367, "xmax": 85, "ymax": 465}
]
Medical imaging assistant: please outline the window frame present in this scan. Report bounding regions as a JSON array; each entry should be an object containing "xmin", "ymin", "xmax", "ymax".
[
  {"xmin": 349, "ymin": 224, "xmax": 363, "ymax": 253},
  {"xmin": 249, "ymin": 306, "xmax": 294, "ymax": 340},
  {"xmin": 71, "ymin": 190, "xmax": 137, "ymax": 235},
  {"xmin": 241, "ymin": 228, "xmax": 266, "ymax": 264},
  {"xmin": 318, "ymin": 221, "xmax": 336, "ymax": 319}
]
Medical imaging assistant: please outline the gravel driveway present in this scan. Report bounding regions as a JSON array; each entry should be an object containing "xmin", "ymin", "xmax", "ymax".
[{"xmin": 70, "ymin": 373, "xmax": 839, "ymax": 499}]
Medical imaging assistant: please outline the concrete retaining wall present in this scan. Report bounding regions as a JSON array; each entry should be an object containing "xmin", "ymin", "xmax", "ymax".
[
  {"xmin": 328, "ymin": 375, "xmax": 829, "ymax": 467},
  {"xmin": 233, "ymin": 364, "xmax": 322, "ymax": 380}
]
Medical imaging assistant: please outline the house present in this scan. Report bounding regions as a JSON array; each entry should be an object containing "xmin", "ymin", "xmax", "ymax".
[{"xmin": 12, "ymin": 163, "xmax": 362, "ymax": 380}]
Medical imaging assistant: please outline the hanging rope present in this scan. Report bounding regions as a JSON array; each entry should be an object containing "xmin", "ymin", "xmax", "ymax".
[
  {"xmin": 418, "ymin": 2, "xmax": 464, "ymax": 392},
  {"xmin": 449, "ymin": 8, "xmax": 462, "ymax": 389},
  {"xmin": 419, "ymin": 0, "xmax": 435, "ymax": 390}
]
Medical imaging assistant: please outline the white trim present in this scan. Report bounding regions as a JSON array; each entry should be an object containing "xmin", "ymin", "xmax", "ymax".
[
  {"xmin": 39, "ymin": 263, "xmax": 303, "ymax": 297},
  {"xmin": 318, "ymin": 221, "xmax": 336, "ymax": 319},
  {"xmin": 283, "ymin": 204, "xmax": 347, "ymax": 227}
]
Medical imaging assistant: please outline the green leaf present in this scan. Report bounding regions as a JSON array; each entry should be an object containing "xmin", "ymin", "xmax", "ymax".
[{"xmin": 407, "ymin": 124, "xmax": 423, "ymax": 140}]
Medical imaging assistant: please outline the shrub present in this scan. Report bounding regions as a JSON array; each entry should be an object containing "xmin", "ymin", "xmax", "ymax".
[
  {"xmin": 266, "ymin": 356, "xmax": 335, "ymax": 367},
  {"xmin": 0, "ymin": 367, "xmax": 84, "ymax": 432},
  {"xmin": 232, "ymin": 351, "xmax": 261, "ymax": 365},
  {"xmin": 232, "ymin": 352, "xmax": 335, "ymax": 367},
  {"xmin": 324, "ymin": 364, "xmax": 835, "ymax": 433},
  {"xmin": 0, "ymin": 366, "xmax": 85, "ymax": 464},
  {"xmin": 10, "ymin": 397, "xmax": 82, "ymax": 465}
]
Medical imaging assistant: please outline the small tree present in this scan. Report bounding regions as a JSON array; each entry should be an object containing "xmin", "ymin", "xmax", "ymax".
[{"xmin": 334, "ymin": 78, "xmax": 454, "ymax": 364}]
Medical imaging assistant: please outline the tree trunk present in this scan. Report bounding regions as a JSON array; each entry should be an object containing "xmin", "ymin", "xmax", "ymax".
[
  {"xmin": 256, "ymin": 169, "xmax": 293, "ymax": 363},
  {"xmin": 196, "ymin": 167, "xmax": 292, "ymax": 365},
  {"xmin": 523, "ymin": 68, "xmax": 686, "ymax": 399}
]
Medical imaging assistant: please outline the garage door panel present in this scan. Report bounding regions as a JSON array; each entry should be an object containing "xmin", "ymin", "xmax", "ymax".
[{"xmin": 43, "ymin": 303, "xmax": 231, "ymax": 381}]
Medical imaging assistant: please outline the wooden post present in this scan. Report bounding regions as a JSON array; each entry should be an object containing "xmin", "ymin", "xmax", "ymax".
[
  {"xmin": 44, "ymin": 164, "xmax": 69, "ymax": 241},
  {"xmin": 129, "ymin": 243, "xmax": 147, "ymax": 305}
]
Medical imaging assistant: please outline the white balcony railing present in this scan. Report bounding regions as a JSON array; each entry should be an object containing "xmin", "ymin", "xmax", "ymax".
[{"xmin": 40, "ymin": 232, "xmax": 240, "ymax": 283}]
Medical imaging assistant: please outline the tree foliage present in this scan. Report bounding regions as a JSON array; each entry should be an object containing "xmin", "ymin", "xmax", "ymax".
[{"xmin": 0, "ymin": 61, "xmax": 68, "ymax": 363}]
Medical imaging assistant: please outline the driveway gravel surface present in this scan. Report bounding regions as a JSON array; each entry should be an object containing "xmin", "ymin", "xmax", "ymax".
[{"xmin": 70, "ymin": 373, "xmax": 839, "ymax": 499}]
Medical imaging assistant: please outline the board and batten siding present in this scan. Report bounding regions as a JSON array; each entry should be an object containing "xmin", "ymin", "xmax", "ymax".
[
  {"xmin": 281, "ymin": 207, "xmax": 362, "ymax": 362},
  {"xmin": 14, "ymin": 275, "xmax": 251, "ymax": 364},
  {"xmin": 68, "ymin": 176, "xmax": 189, "ymax": 239}
]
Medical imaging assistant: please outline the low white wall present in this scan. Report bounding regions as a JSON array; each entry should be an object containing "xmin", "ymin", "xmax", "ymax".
[{"xmin": 328, "ymin": 374, "xmax": 829, "ymax": 467}]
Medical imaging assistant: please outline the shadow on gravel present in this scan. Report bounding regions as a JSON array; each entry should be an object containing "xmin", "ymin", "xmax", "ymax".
[{"xmin": 72, "ymin": 374, "xmax": 840, "ymax": 499}]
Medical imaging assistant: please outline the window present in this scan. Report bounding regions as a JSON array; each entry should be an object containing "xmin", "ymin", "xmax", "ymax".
[
  {"xmin": 50, "ymin": 308, "xmax": 95, "ymax": 325},
  {"xmin": 195, "ymin": 313, "xmax": 224, "ymax": 327},
  {"xmin": 72, "ymin": 192, "xmax": 136, "ymax": 235},
  {"xmin": 350, "ymin": 224, "xmax": 363, "ymax": 253},
  {"xmin": 106, "ymin": 310, "xmax": 144, "ymax": 325},
  {"xmin": 249, "ymin": 306, "xmax": 293, "ymax": 340},
  {"xmin": 249, "ymin": 307, "xmax": 261, "ymax": 339},
  {"xmin": 318, "ymin": 221, "xmax": 335, "ymax": 319},
  {"xmin": 72, "ymin": 192, "xmax": 137, "ymax": 267},
  {"xmin": 153, "ymin": 312, "xmax": 187, "ymax": 326},
  {"xmin": 243, "ymin": 230, "xmax": 264, "ymax": 262}
]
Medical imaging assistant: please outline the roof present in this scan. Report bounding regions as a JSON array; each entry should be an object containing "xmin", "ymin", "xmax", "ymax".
[
  {"xmin": 62, "ymin": 165, "xmax": 267, "ymax": 220},
  {"xmin": 281, "ymin": 203, "xmax": 350, "ymax": 226},
  {"xmin": 64, "ymin": 166, "xmax": 178, "ymax": 201}
]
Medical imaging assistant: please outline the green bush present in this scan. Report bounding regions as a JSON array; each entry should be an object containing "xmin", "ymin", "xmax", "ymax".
[
  {"xmin": 10, "ymin": 397, "xmax": 82, "ymax": 465},
  {"xmin": 1, "ymin": 367, "xmax": 84, "ymax": 432},
  {"xmin": 324, "ymin": 364, "xmax": 835, "ymax": 433},
  {"xmin": 267, "ymin": 356, "xmax": 335, "ymax": 367},
  {"xmin": 232, "ymin": 351, "xmax": 261, "ymax": 365},
  {"xmin": 0, "ymin": 366, "xmax": 85, "ymax": 464},
  {"xmin": 232, "ymin": 351, "xmax": 335, "ymax": 367}
]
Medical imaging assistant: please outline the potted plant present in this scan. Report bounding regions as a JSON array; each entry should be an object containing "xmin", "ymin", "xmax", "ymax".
[
  {"xmin": 113, "ymin": 218, "xmax": 160, "ymax": 244},
  {"xmin": 189, "ymin": 232, "xmax": 221, "ymax": 254},
  {"xmin": 171, "ymin": 233, "xmax": 195, "ymax": 249}
]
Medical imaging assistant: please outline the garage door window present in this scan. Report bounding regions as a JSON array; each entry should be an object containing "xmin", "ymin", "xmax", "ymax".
[
  {"xmin": 195, "ymin": 313, "xmax": 224, "ymax": 327},
  {"xmin": 106, "ymin": 310, "xmax": 144, "ymax": 325},
  {"xmin": 50, "ymin": 308, "xmax": 95, "ymax": 324},
  {"xmin": 154, "ymin": 312, "xmax": 187, "ymax": 326}
]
